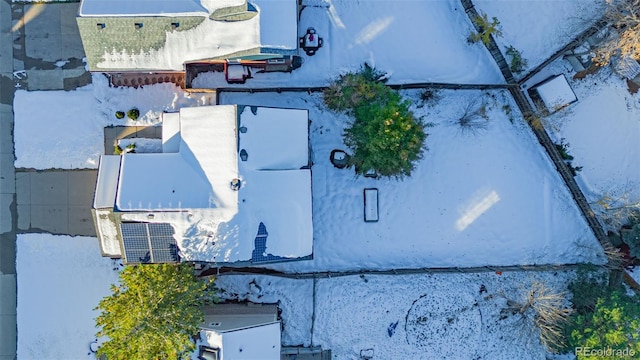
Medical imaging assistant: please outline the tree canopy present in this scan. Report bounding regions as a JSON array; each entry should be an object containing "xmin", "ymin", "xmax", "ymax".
[
  {"xmin": 562, "ymin": 275, "xmax": 640, "ymax": 359},
  {"xmin": 323, "ymin": 64, "xmax": 427, "ymax": 179},
  {"xmin": 594, "ymin": 0, "xmax": 640, "ymax": 65},
  {"xmin": 95, "ymin": 263, "xmax": 214, "ymax": 360}
]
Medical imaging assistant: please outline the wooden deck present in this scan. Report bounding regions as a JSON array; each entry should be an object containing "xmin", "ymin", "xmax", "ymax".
[{"xmin": 108, "ymin": 72, "xmax": 185, "ymax": 88}]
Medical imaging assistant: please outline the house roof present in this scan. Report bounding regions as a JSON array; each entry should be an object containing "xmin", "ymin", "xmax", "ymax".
[
  {"xmin": 100, "ymin": 105, "xmax": 313, "ymax": 263},
  {"xmin": 79, "ymin": 0, "xmax": 209, "ymax": 17},
  {"xmin": 94, "ymin": 155, "xmax": 122, "ymax": 209},
  {"xmin": 238, "ymin": 106, "xmax": 309, "ymax": 170},
  {"xmin": 201, "ymin": 322, "xmax": 281, "ymax": 360},
  {"xmin": 117, "ymin": 106, "xmax": 238, "ymax": 211},
  {"xmin": 252, "ymin": 0, "xmax": 298, "ymax": 51},
  {"xmin": 613, "ymin": 55, "xmax": 640, "ymax": 80},
  {"xmin": 534, "ymin": 74, "xmax": 577, "ymax": 112},
  {"xmin": 200, "ymin": 303, "xmax": 278, "ymax": 332},
  {"xmin": 76, "ymin": 0, "xmax": 298, "ymax": 71}
]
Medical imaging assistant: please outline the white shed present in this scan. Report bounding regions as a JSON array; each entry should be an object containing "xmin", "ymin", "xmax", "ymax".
[
  {"xmin": 198, "ymin": 303, "xmax": 281, "ymax": 360},
  {"xmin": 530, "ymin": 74, "xmax": 577, "ymax": 113}
]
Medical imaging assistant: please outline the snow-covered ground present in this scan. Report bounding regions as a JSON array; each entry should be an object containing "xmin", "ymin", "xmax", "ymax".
[
  {"xmin": 215, "ymin": 270, "xmax": 576, "ymax": 360},
  {"xmin": 219, "ymin": 90, "xmax": 605, "ymax": 272},
  {"xmin": 16, "ymin": 234, "xmax": 119, "ymax": 360},
  {"xmin": 474, "ymin": 0, "xmax": 605, "ymax": 76},
  {"xmin": 13, "ymin": 75, "xmax": 214, "ymax": 169},
  {"xmin": 541, "ymin": 66, "xmax": 640, "ymax": 231},
  {"xmin": 192, "ymin": 0, "xmax": 503, "ymax": 88}
]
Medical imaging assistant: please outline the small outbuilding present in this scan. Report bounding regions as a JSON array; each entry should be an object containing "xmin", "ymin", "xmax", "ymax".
[
  {"xmin": 528, "ymin": 74, "xmax": 577, "ymax": 114},
  {"xmin": 198, "ymin": 303, "xmax": 281, "ymax": 360}
]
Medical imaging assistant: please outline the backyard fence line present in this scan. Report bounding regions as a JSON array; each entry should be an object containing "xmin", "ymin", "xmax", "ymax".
[
  {"xmin": 202, "ymin": 263, "xmax": 590, "ymax": 280},
  {"xmin": 517, "ymin": 20, "xmax": 608, "ymax": 85},
  {"xmin": 214, "ymin": 82, "xmax": 514, "ymax": 100},
  {"xmin": 458, "ymin": 0, "xmax": 617, "ymax": 280},
  {"xmin": 207, "ymin": 1, "xmax": 619, "ymax": 285},
  {"xmin": 460, "ymin": 0, "xmax": 517, "ymax": 85}
]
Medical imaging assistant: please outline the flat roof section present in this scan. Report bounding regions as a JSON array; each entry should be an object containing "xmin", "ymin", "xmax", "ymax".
[
  {"xmin": 94, "ymin": 155, "xmax": 122, "ymax": 209},
  {"xmin": 252, "ymin": 0, "xmax": 298, "ymax": 50},
  {"xmin": 239, "ymin": 106, "xmax": 309, "ymax": 170},
  {"xmin": 535, "ymin": 74, "xmax": 577, "ymax": 112}
]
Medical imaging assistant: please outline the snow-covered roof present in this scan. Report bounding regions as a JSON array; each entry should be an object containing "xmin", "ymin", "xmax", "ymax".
[
  {"xmin": 95, "ymin": 209, "xmax": 122, "ymax": 257},
  {"xmin": 239, "ymin": 169, "xmax": 313, "ymax": 258},
  {"xmin": 613, "ymin": 55, "xmax": 640, "ymax": 80},
  {"xmin": 94, "ymin": 155, "xmax": 121, "ymax": 208},
  {"xmin": 98, "ymin": 105, "xmax": 313, "ymax": 263},
  {"xmin": 239, "ymin": 106, "xmax": 309, "ymax": 170},
  {"xmin": 251, "ymin": 0, "xmax": 298, "ymax": 50},
  {"xmin": 162, "ymin": 112, "xmax": 181, "ymax": 153},
  {"xmin": 117, "ymin": 106, "xmax": 238, "ymax": 211},
  {"xmin": 79, "ymin": 0, "xmax": 209, "ymax": 17},
  {"xmin": 201, "ymin": 322, "xmax": 281, "ymax": 360},
  {"xmin": 77, "ymin": 0, "xmax": 298, "ymax": 71},
  {"xmin": 534, "ymin": 74, "xmax": 577, "ymax": 112}
]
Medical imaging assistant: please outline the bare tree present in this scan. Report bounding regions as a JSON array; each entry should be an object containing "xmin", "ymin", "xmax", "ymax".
[
  {"xmin": 594, "ymin": 0, "xmax": 640, "ymax": 65},
  {"xmin": 590, "ymin": 183, "xmax": 640, "ymax": 231},
  {"xmin": 453, "ymin": 97, "xmax": 490, "ymax": 134},
  {"xmin": 500, "ymin": 282, "xmax": 572, "ymax": 352}
]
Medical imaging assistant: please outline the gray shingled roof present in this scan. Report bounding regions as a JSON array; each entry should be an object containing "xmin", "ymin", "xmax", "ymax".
[{"xmin": 77, "ymin": 16, "xmax": 205, "ymax": 71}]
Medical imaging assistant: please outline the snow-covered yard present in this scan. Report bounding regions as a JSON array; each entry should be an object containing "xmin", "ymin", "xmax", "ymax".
[
  {"xmin": 215, "ymin": 270, "xmax": 576, "ymax": 360},
  {"xmin": 474, "ymin": 0, "xmax": 605, "ymax": 76},
  {"xmin": 16, "ymin": 234, "xmax": 119, "ymax": 360},
  {"xmin": 219, "ymin": 90, "xmax": 605, "ymax": 272},
  {"xmin": 192, "ymin": 0, "xmax": 503, "ymax": 88},
  {"xmin": 13, "ymin": 75, "xmax": 214, "ymax": 169},
  {"xmin": 543, "ymin": 67, "xmax": 640, "ymax": 231}
]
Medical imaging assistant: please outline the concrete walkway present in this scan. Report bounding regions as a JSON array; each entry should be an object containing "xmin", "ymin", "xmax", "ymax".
[
  {"xmin": 1, "ymin": 1, "xmax": 91, "ymax": 358},
  {"xmin": 16, "ymin": 170, "xmax": 97, "ymax": 236},
  {"xmin": 0, "ymin": 0, "xmax": 16, "ymax": 356}
]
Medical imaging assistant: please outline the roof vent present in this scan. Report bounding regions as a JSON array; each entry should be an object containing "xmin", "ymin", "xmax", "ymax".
[
  {"xmin": 230, "ymin": 178, "xmax": 241, "ymax": 191},
  {"xmin": 239, "ymin": 126, "xmax": 247, "ymax": 133},
  {"xmin": 239, "ymin": 149, "xmax": 248, "ymax": 161}
]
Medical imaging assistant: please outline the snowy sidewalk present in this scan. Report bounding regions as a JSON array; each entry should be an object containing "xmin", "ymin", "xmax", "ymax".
[{"xmin": 0, "ymin": 0, "xmax": 16, "ymax": 357}]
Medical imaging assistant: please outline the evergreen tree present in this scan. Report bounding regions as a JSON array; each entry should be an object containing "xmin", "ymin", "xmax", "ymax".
[
  {"xmin": 563, "ymin": 276, "xmax": 640, "ymax": 359},
  {"xmin": 95, "ymin": 263, "xmax": 214, "ymax": 360},
  {"xmin": 323, "ymin": 64, "xmax": 427, "ymax": 179}
]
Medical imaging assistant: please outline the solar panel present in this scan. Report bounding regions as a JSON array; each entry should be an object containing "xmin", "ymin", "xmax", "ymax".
[
  {"xmin": 251, "ymin": 222, "xmax": 285, "ymax": 263},
  {"xmin": 121, "ymin": 222, "xmax": 179, "ymax": 264},
  {"xmin": 148, "ymin": 223, "xmax": 174, "ymax": 236}
]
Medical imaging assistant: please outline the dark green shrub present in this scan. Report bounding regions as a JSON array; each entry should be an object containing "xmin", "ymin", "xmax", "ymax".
[
  {"xmin": 115, "ymin": 111, "xmax": 125, "ymax": 119},
  {"xmin": 468, "ymin": 12, "xmax": 502, "ymax": 45},
  {"xmin": 127, "ymin": 108, "xmax": 140, "ymax": 120},
  {"xmin": 323, "ymin": 64, "xmax": 392, "ymax": 112},
  {"xmin": 324, "ymin": 64, "xmax": 427, "ymax": 179},
  {"xmin": 114, "ymin": 143, "xmax": 136, "ymax": 155},
  {"xmin": 346, "ymin": 97, "xmax": 426, "ymax": 178},
  {"xmin": 562, "ymin": 275, "xmax": 640, "ymax": 358},
  {"xmin": 555, "ymin": 139, "xmax": 574, "ymax": 161},
  {"xmin": 505, "ymin": 45, "xmax": 528, "ymax": 73}
]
